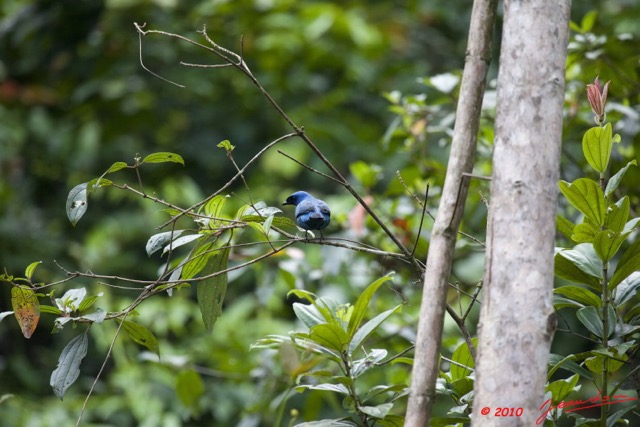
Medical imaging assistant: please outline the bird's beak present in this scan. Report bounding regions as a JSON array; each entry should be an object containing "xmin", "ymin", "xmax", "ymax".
[{"xmin": 282, "ymin": 201, "xmax": 289, "ymax": 206}]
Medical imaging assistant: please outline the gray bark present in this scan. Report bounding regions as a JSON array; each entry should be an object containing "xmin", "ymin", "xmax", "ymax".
[
  {"xmin": 404, "ymin": 0, "xmax": 498, "ymax": 425},
  {"xmin": 471, "ymin": 1, "xmax": 571, "ymax": 426}
]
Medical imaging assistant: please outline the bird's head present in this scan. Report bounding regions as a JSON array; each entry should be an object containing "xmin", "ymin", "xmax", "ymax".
[{"xmin": 283, "ymin": 191, "xmax": 312, "ymax": 206}]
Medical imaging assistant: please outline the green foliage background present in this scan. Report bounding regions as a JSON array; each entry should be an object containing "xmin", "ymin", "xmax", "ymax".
[{"xmin": 1, "ymin": 0, "xmax": 639, "ymax": 426}]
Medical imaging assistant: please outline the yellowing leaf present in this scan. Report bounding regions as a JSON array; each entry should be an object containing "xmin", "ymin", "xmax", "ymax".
[{"xmin": 11, "ymin": 287, "xmax": 40, "ymax": 338}]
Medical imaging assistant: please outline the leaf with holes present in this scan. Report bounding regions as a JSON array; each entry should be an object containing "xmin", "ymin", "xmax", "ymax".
[
  {"xmin": 142, "ymin": 152, "xmax": 184, "ymax": 165},
  {"xmin": 11, "ymin": 287, "xmax": 40, "ymax": 338},
  {"xmin": 119, "ymin": 319, "xmax": 160, "ymax": 356},
  {"xmin": 66, "ymin": 183, "xmax": 88, "ymax": 226}
]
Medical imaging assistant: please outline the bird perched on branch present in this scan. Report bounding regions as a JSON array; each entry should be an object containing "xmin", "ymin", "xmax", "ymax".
[{"xmin": 283, "ymin": 191, "xmax": 331, "ymax": 239}]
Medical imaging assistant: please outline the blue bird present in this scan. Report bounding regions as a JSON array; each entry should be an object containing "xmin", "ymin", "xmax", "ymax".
[{"xmin": 283, "ymin": 191, "xmax": 331, "ymax": 239}]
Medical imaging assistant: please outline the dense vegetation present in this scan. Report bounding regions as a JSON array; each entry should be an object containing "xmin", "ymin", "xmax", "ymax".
[{"xmin": 1, "ymin": 1, "xmax": 639, "ymax": 426}]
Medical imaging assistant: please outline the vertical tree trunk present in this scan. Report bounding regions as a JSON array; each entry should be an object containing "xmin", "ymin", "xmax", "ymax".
[
  {"xmin": 471, "ymin": 1, "xmax": 571, "ymax": 426},
  {"xmin": 405, "ymin": 0, "xmax": 497, "ymax": 425}
]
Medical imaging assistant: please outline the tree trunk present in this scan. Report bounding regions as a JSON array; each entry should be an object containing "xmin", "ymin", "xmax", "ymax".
[
  {"xmin": 404, "ymin": 0, "xmax": 497, "ymax": 425},
  {"xmin": 471, "ymin": 1, "xmax": 571, "ymax": 426}
]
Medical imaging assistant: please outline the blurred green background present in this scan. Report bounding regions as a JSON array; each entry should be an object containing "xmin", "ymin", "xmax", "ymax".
[{"xmin": 1, "ymin": 0, "xmax": 639, "ymax": 426}]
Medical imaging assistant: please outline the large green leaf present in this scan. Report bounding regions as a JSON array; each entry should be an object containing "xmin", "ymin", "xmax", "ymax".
[
  {"xmin": 614, "ymin": 272, "xmax": 640, "ymax": 307},
  {"xmin": 553, "ymin": 285, "xmax": 601, "ymax": 307},
  {"xmin": 593, "ymin": 230, "xmax": 630, "ymax": 263},
  {"xmin": 559, "ymin": 178, "xmax": 606, "ymax": 226},
  {"xmin": 546, "ymin": 374, "xmax": 580, "ymax": 405},
  {"xmin": 554, "ymin": 252, "xmax": 601, "ymax": 290},
  {"xmin": 582, "ymin": 123, "xmax": 612, "ymax": 174},
  {"xmin": 556, "ymin": 215, "xmax": 575, "ymax": 240},
  {"xmin": 571, "ymin": 223, "xmax": 597, "ymax": 243},
  {"xmin": 141, "ymin": 152, "xmax": 184, "ymax": 165},
  {"xmin": 450, "ymin": 338, "xmax": 478, "ymax": 381},
  {"xmin": 349, "ymin": 306, "xmax": 401, "ymax": 354},
  {"xmin": 576, "ymin": 306, "xmax": 615, "ymax": 339},
  {"xmin": 556, "ymin": 244, "xmax": 603, "ymax": 279},
  {"xmin": 182, "ymin": 240, "xmax": 217, "ymax": 280},
  {"xmin": 176, "ymin": 369, "xmax": 204, "ymax": 408},
  {"xmin": 50, "ymin": 334, "xmax": 88, "ymax": 399},
  {"xmin": 197, "ymin": 246, "xmax": 230, "ymax": 331},
  {"xmin": 347, "ymin": 274, "xmax": 394, "ymax": 340},
  {"xmin": 609, "ymin": 239, "xmax": 640, "ymax": 289},
  {"xmin": 119, "ymin": 319, "xmax": 160, "ymax": 356},
  {"xmin": 606, "ymin": 196, "xmax": 630, "ymax": 233},
  {"xmin": 309, "ymin": 323, "xmax": 349, "ymax": 353}
]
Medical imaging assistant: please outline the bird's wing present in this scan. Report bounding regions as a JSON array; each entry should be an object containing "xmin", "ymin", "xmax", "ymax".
[
  {"xmin": 295, "ymin": 199, "xmax": 316, "ymax": 217},
  {"xmin": 317, "ymin": 200, "xmax": 331, "ymax": 216}
]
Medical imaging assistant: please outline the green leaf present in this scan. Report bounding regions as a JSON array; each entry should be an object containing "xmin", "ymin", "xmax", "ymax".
[
  {"xmin": 605, "ymin": 160, "xmax": 637, "ymax": 197},
  {"xmin": 11, "ymin": 287, "xmax": 40, "ymax": 338},
  {"xmin": 309, "ymin": 323, "xmax": 349, "ymax": 353},
  {"xmin": 77, "ymin": 294, "xmax": 101, "ymax": 312},
  {"xmin": 585, "ymin": 353, "xmax": 625, "ymax": 375},
  {"xmin": 554, "ymin": 286, "xmax": 601, "ymax": 307},
  {"xmin": 201, "ymin": 195, "xmax": 229, "ymax": 220},
  {"xmin": 554, "ymin": 251, "xmax": 601, "ymax": 290},
  {"xmin": 450, "ymin": 338, "xmax": 478, "ymax": 381},
  {"xmin": 623, "ymin": 217, "xmax": 640, "ymax": 234},
  {"xmin": 359, "ymin": 403, "xmax": 393, "ymax": 419},
  {"xmin": 217, "ymin": 139, "xmax": 235, "ymax": 153},
  {"xmin": 86, "ymin": 177, "xmax": 113, "ymax": 192},
  {"xmin": 104, "ymin": 161, "xmax": 128, "ymax": 174},
  {"xmin": 593, "ymin": 230, "xmax": 630, "ymax": 263},
  {"xmin": 349, "ymin": 306, "xmax": 401, "ymax": 354},
  {"xmin": 119, "ymin": 319, "xmax": 160, "ymax": 356},
  {"xmin": 547, "ymin": 353, "xmax": 593, "ymax": 381},
  {"xmin": 142, "ymin": 152, "xmax": 184, "ymax": 165},
  {"xmin": 182, "ymin": 240, "xmax": 216, "ymax": 280},
  {"xmin": 242, "ymin": 201, "xmax": 283, "ymax": 217},
  {"xmin": 347, "ymin": 274, "xmax": 394, "ymax": 340},
  {"xmin": 176, "ymin": 370, "xmax": 204, "ymax": 408},
  {"xmin": 352, "ymin": 348, "xmax": 387, "ymax": 377},
  {"xmin": 39, "ymin": 305, "xmax": 63, "ymax": 315},
  {"xmin": 295, "ymin": 383, "xmax": 350, "ymax": 395},
  {"xmin": 242, "ymin": 215, "xmax": 297, "ymax": 229},
  {"xmin": 50, "ymin": 334, "xmax": 88, "ymax": 399},
  {"xmin": 614, "ymin": 272, "xmax": 640, "ymax": 307},
  {"xmin": 559, "ymin": 179, "xmax": 606, "ymax": 226},
  {"xmin": 66, "ymin": 183, "xmax": 88, "ymax": 226},
  {"xmin": 556, "ymin": 215, "xmax": 575, "ymax": 240},
  {"xmin": 571, "ymin": 223, "xmax": 597, "ymax": 243},
  {"xmin": 557, "ymin": 244, "xmax": 603, "ymax": 279},
  {"xmin": 576, "ymin": 306, "xmax": 615, "ymax": 339},
  {"xmin": 145, "ymin": 230, "xmax": 186, "ymax": 256},
  {"xmin": 293, "ymin": 303, "xmax": 326, "ymax": 329},
  {"xmin": 609, "ymin": 239, "xmax": 640, "ymax": 289},
  {"xmin": 582, "ymin": 123, "xmax": 612, "ymax": 173},
  {"xmin": 197, "ymin": 246, "xmax": 230, "ymax": 331},
  {"xmin": 546, "ymin": 374, "xmax": 580, "ymax": 405},
  {"xmin": 161, "ymin": 233, "xmax": 204, "ymax": 256},
  {"xmin": 350, "ymin": 161, "xmax": 382, "ymax": 189},
  {"xmin": 606, "ymin": 197, "xmax": 629, "ymax": 232},
  {"xmin": 24, "ymin": 261, "xmax": 42, "ymax": 281}
]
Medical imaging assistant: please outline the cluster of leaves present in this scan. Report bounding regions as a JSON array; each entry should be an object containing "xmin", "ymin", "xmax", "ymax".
[
  {"xmin": 546, "ymin": 80, "xmax": 639, "ymax": 425},
  {"xmin": 253, "ymin": 274, "xmax": 408, "ymax": 426},
  {"xmin": 1, "ymin": 148, "xmax": 306, "ymax": 403}
]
